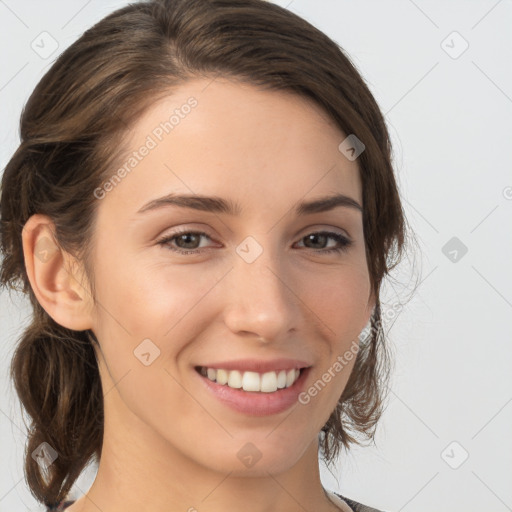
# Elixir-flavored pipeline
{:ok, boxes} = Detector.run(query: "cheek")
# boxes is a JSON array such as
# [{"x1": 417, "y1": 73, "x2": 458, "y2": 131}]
[
  {"x1": 299, "y1": 259, "x2": 371, "y2": 340},
  {"x1": 90, "y1": 257, "x2": 216, "y2": 428},
  {"x1": 92, "y1": 242, "x2": 204, "y2": 330},
  {"x1": 91, "y1": 251, "x2": 226, "y2": 376}
]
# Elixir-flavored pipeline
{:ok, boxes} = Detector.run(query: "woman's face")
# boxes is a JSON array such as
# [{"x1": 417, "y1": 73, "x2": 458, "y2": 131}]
[{"x1": 88, "y1": 77, "x2": 374, "y2": 475}]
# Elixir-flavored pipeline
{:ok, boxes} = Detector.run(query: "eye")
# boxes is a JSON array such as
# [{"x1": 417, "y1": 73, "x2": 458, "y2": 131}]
[
  {"x1": 156, "y1": 230, "x2": 215, "y2": 254},
  {"x1": 294, "y1": 231, "x2": 352, "y2": 254},
  {"x1": 156, "y1": 229, "x2": 352, "y2": 255}
]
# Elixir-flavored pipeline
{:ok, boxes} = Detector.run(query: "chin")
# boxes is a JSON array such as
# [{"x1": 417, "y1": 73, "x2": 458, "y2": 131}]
[{"x1": 195, "y1": 434, "x2": 313, "y2": 476}]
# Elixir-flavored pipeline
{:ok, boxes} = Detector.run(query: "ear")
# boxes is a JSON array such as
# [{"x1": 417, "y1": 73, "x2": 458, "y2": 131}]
[{"x1": 22, "y1": 214, "x2": 95, "y2": 331}]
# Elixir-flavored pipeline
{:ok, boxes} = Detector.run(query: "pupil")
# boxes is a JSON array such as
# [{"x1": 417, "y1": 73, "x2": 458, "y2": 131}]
[
  {"x1": 179, "y1": 234, "x2": 198, "y2": 249},
  {"x1": 306, "y1": 234, "x2": 325, "y2": 248}
]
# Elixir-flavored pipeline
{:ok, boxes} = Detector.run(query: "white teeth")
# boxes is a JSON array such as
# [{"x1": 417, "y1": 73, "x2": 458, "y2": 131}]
[
  {"x1": 260, "y1": 371, "x2": 278, "y2": 393},
  {"x1": 285, "y1": 369, "x2": 296, "y2": 387},
  {"x1": 276, "y1": 370, "x2": 287, "y2": 389},
  {"x1": 199, "y1": 366, "x2": 302, "y2": 392},
  {"x1": 227, "y1": 370, "x2": 243, "y2": 389},
  {"x1": 242, "y1": 371, "x2": 261, "y2": 392},
  {"x1": 216, "y1": 368, "x2": 228, "y2": 385}
]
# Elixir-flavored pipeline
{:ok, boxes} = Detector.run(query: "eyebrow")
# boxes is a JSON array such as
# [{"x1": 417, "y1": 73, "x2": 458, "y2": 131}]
[{"x1": 136, "y1": 192, "x2": 362, "y2": 216}]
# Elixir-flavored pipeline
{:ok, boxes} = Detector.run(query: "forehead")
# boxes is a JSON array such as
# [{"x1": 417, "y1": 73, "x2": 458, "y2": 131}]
[{"x1": 100, "y1": 77, "x2": 362, "y2": 218}]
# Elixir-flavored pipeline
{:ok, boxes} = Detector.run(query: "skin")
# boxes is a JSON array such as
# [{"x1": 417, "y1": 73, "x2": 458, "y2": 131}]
[{"x1": 22, "y1": 77, "x2": 375, "y2": 512}]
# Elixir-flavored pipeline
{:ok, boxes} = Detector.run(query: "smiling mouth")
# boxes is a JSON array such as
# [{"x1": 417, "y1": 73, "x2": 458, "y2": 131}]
[{"x1": 195, "y1": 365, "x2": 304, "y2": 393}]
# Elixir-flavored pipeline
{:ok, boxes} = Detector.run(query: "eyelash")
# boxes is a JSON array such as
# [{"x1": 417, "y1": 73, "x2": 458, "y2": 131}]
[{"x1": 156, "y1": 229, "x2": 353, "y2": 255}]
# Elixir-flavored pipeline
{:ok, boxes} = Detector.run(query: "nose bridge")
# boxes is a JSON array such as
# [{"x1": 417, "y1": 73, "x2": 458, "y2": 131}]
[{"x1": 223, "y1": 237, "x2": 297, "y2": 340}]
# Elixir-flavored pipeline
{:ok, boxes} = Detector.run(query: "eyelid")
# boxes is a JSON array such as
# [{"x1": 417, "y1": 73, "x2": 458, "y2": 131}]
[
  {"x1": 155, "y1": 224, "x2": 216, "y2": 241},
  {"x1": 156, "y1": 224, "x2": 351, "y2": 244},
  {"x1": 156, "y1": 225, "x2": 353, "y2": 256},
  {"x1": 297, "y1": 224, "x2": 351, "y2": 239}
]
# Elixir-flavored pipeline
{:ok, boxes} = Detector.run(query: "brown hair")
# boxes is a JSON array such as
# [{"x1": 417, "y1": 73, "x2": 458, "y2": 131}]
[{"x1": 0, "y1": 0, "x2": 412, "y2": 507}]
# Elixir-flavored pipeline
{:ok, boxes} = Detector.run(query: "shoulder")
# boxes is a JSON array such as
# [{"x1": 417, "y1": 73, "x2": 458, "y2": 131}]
[{"x1": 334, "y1": 492, "x2": 388, "y2": 512}]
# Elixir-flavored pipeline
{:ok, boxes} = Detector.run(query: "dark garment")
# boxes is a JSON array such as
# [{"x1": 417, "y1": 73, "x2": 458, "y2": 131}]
[
  {"x1": 46, "y1": 501, "x2": 74, "y2": 511},
  {"x1": 48, "y1": 493, "x2": 385, "y2": 511},
  {"x1": 335, "y1": 492, "x2": 386, "y2": 511}
]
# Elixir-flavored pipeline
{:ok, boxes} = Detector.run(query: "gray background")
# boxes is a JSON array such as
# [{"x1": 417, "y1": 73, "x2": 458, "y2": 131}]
[{"x1": 1, "y1": 1, "x2": 511, "y2": 511}]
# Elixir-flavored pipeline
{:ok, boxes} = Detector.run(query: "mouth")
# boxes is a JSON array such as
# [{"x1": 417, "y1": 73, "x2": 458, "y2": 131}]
[
  {"x1": 194, "y1": 364, "x2": 311, "y2": 416},
  {"x1": 194, "y1": 365, "x2": 305, "y2": 393}
]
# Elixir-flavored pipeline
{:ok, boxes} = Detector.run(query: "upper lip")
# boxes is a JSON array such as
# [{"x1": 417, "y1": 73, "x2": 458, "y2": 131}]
[{"x1": 196, "y1": 358, "x2": 312, "y2": 373}]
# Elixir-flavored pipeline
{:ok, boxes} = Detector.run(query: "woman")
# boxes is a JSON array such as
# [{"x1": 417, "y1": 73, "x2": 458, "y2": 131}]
[{"x1": 0, "y1": 1, "x2": 410, "y2": 511}]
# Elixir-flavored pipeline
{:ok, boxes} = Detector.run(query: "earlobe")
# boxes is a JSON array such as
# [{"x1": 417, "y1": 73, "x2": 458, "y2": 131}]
[{"x1": 22, "y1": 214, "x2": 95, "y2": 331}]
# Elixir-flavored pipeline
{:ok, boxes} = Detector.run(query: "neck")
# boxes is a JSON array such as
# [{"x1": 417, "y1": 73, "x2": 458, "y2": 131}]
[{"x1": 69, "y1": 384, "x2": 341, "y2": 512}]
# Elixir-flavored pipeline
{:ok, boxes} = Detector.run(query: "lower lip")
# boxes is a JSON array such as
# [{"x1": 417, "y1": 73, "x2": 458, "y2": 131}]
[{"x1": 196, "y1": 367, "x2": 310, "y2": 417}]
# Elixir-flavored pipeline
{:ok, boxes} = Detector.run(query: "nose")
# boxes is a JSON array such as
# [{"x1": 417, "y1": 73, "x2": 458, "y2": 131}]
[{"x1": 222, "y1": 243, "x2": 299, "y2": 343}]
